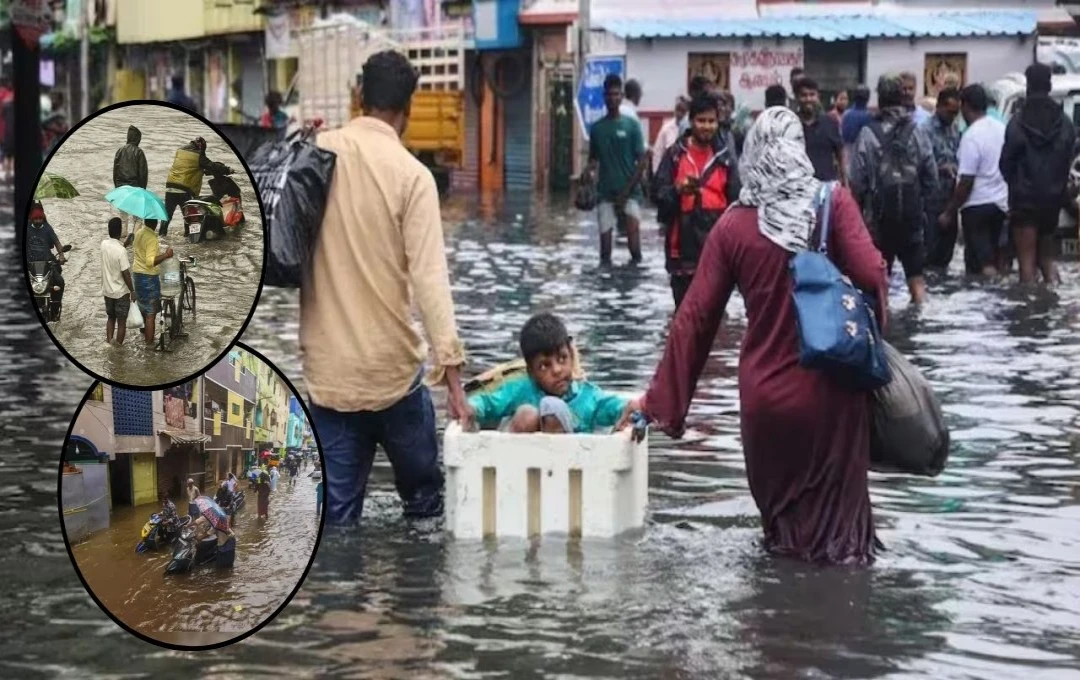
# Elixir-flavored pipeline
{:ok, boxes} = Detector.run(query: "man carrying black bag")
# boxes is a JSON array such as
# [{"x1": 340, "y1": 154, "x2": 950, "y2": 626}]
[{"x1": 301, "y1": 50, "x2": 471, "y2": 526}]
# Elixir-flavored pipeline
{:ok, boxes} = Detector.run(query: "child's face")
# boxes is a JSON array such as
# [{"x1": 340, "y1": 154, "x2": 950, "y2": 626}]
[{"x1": 528, "y1": 344, "x2": 573, "y2": 396}]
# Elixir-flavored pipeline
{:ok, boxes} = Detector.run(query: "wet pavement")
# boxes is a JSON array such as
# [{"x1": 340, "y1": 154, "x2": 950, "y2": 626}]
[
  {"x1": 3, "y1": 185, "x2": 1080, "y2": 678},
  {"x1": 28, "y1": 105, "x2": 263, "y2": 386},
  {"x1": 66, "y1": 472, "x2": 319, "y2": 646}
]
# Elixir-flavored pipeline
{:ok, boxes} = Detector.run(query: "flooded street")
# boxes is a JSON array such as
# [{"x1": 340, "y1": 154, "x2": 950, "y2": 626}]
[
  {"x1": 3, "y1": 188, "x2": 1080, "y2": 678},
  {"x1": 35, "y1": 106, "x2": 263, "y2": 386},
  {"x1": 67, "y1": 473, "x2": 319, "y2": 646}
]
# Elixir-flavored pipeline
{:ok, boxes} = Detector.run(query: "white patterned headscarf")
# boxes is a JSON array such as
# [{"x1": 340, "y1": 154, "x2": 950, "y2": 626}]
[{"x1": 737, "y1": 107, "x2": 821, "y2": 253}]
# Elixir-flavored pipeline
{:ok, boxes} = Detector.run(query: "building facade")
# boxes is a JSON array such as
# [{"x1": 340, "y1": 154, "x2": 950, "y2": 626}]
[{"x1": 202, "y1": 351, "x2": 257, "y2": 489}]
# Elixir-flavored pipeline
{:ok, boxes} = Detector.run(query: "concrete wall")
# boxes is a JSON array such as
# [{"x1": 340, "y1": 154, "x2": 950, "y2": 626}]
[
  {"x1": 865, "y1": 36, "x2": 1036, "y2": 105},
  {"x1": 626, "y1": 37, "x2": 804, "y2": 113},
  {"x1": 72, "y1": 393, "x2": 115, "y2": 457}
]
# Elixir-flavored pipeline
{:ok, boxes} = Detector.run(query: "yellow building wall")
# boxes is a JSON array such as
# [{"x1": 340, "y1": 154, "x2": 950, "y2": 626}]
[
  {"x1": 227, "y1": 391, "x2": 245, "y2": 427},
  {"x1": 132, "y1": 452, "x2": 157, "y2": 506},
  {"x1": 204, "y1": 0, "x2": 265, "y2": 35},
  {"x1": 116, "y1": 0, "x2": 205, "y2": 44},
  {"x1": 113, "y1": 69, "x2": 146, "y2": 103}
]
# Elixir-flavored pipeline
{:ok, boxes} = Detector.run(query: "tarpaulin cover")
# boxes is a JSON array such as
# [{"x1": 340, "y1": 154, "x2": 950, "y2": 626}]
[
  {"x1": 870, "y1": 342, "x2": 950, "y2": 477},
  {"x1": 249, "y1": 129, "x2": 337, "y2": 287}
]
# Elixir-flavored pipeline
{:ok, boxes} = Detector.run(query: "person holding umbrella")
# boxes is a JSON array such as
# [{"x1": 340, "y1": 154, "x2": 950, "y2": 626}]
[
  {"x1": 112, "y1": 126, "x2": 149, "y2": 239},
  {"x1": 191, "y1": 495, "x2": 237, "y2": 569}
]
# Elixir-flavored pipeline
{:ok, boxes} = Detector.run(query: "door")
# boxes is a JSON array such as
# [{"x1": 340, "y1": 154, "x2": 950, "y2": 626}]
[
  {"x1": 131, "y1": 452, "x2": 157, "y2": 507},
  {"x1": 109, "y1": 454, "x2": 133, "y2": 507}
]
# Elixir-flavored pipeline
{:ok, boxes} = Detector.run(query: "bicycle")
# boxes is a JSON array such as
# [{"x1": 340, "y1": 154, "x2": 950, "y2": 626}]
[{"x1": 157, "y1": 256, "x2": 197, "y2": 352}]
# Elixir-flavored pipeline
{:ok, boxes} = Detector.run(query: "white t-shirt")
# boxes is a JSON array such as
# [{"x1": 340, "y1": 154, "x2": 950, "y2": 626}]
[
  {"x1": 100, "y1": 237, "x2": 131, "y2": 299},
  {"x1": 620, "y1": 101, "x2": 649, "y2": 152},
  {"x1": 957, "y1": 116, "x2": 1009, "y2": 212}
]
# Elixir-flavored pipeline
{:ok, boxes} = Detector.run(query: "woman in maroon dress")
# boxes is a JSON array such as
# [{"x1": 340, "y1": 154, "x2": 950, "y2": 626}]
[{"x1": 622, "y1": 108, "x2": 889, "y2": 564}]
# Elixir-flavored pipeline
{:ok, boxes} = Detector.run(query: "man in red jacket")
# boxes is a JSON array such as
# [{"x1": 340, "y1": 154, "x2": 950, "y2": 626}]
[{"x1": 652, "y1": 93, "x2": 742, "y2": 308}]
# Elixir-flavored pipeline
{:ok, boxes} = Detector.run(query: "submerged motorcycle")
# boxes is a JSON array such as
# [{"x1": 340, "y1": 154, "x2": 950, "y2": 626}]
[
  {"x1": 135, "y1": 512, "x2": 191, "y2": 553},
  {"x1": 164, "y1": 525, "x2": 219, "y2": 574},
  {"x1": 181, "y1": 170, "x2": 246, "y2": 244},
  {"x1": 29, "y1": 244, "x2": 72, "y2": 322}
]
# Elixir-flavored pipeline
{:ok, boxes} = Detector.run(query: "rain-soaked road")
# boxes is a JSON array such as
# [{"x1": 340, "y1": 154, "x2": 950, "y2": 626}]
[
  {"x1": 3, "y1": 184, "x2": 1080, "y2": 678},
  {"x1": 31, "y1": 105, "x2": 263, "y2": 386},
  {"x1": 66, "y1": 471, "x2": 319, "y2": 647}
]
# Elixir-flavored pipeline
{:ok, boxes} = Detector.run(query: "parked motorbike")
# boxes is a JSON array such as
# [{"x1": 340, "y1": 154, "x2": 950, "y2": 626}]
[
  {"x1": 164, "y1": 525, "x2": 219, "y2": 575},
  {"x1": 28, "y1": 244, "x2": 72, "y2": 322},
  {"x1": 217, "y1": 488, "x2": 246, "y2": 516},
  {"x1": 135, "y1": 512, "x2": 191, "y2": 553},
  {"x1": 181, "y1": 170, "x2": 245, "y2": 244}
]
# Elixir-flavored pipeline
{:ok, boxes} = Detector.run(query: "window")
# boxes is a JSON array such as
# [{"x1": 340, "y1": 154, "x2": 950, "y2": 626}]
[{"x1": 232, "y1": 403, "x2": 241, "y2": 416}]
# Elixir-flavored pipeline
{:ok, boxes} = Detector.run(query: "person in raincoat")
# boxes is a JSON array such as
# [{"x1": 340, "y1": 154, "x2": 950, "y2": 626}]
[
  {"x1": 269, "y1": 465, "x2": 280, "y2": 492},
  {"x1": 256, "y1": 471, "x2": 271, "y2": 519},
  {"x1": 161, "y1": 136, "x2": 233, "y2": 237},
  {"x1": 112, "y1": 125, "x2": 149, "y2": 239}
]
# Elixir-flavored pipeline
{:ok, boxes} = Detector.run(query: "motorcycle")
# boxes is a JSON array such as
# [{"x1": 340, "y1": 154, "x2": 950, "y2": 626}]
[
  {"x1": 164, "y1": 525, "x2": 220, "y2": 575},
  {"x1": 135, "y1": 512, "x2": 191, "y2": 553},
  {"x1": 28, "y1": 244, "x2": 72, "y2": 323},
  {"x1": 217, "y1": 488, "x2": 246, "y2": 516},
  {"x1": 181, "y1": 170, "x2": 246, "y2": 244}
]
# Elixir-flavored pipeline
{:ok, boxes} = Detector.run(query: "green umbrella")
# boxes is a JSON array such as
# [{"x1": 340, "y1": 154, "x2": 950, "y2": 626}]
[{"x1": 35, "y1": 173, "x2": 80, "y2": 200}]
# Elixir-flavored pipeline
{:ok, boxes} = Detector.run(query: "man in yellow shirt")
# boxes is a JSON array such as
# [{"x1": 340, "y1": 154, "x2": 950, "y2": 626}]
[
  {"x1": 302, "y1": 51, "x2": 469, "y2": 525},
  {"x1": 132, "y1": 218, "x2": 173, "y2": 344}
]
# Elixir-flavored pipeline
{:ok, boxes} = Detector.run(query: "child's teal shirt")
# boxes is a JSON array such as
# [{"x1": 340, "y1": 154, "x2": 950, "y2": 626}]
[{"x1": 468, "y1": 375, "x2": 628, "y2": 433}]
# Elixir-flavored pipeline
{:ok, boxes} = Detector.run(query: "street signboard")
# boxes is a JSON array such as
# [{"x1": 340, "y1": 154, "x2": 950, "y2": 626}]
[{"x1": 575, "y1": 55, "x2": 625, "y2": 139}]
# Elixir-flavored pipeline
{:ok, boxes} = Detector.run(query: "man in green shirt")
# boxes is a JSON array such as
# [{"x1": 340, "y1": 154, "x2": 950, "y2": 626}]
[{"x1": 586, "y1": 74, "x2": 646, "y2": 264}]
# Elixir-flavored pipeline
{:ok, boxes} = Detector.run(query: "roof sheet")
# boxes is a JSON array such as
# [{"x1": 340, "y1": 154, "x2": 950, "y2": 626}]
[{"x1": 599, "y1": 11, "x2": 1038, "y2": 42}]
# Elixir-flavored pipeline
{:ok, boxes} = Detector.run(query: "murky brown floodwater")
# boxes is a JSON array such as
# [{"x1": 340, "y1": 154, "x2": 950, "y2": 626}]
[
  {"x1": 66, "y1": 470, "x2": 319, "y2": 646},
  {"x1": 32, "y1": 105, "x2": 263, "y2": 386},
  {"x1": 3, "y1": 183, "x2": 1080, "y2": 678}
]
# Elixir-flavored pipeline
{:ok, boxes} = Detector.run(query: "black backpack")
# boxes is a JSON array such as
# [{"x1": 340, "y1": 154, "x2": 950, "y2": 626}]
[{"x1": 869, "y1": 120, "x2": 921, "y2": 243}]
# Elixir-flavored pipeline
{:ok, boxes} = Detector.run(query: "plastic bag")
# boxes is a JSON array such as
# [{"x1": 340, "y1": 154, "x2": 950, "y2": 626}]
[
  {"x1": 249, "y1": 128, "x2": 337, "y2": 287},
  {"x1": 127, "y1": 298, "x2": 144, "y2": 329},
  {"x1": 574, "y1": 176, "x2": 597, "y2": 212},
  {"x1": 870, "y1": 342, "x2": 949, "y2": 476}
]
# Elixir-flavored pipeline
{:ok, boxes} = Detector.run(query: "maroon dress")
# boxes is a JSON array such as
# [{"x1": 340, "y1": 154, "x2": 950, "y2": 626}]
[{"x1": 642, "y1": 187, "x2": 888, "y2": 564}]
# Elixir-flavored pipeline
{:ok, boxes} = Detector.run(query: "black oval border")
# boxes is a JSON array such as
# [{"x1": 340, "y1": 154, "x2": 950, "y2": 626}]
[
  {"x1": 21, "y1": 99, "x2": 269, "y2": 393},
  {"x1": 55, "y1": 341, "x2": 326, "y2": 652}
]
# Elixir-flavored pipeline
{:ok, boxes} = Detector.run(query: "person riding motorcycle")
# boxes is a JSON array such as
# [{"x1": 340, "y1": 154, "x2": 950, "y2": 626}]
[
  {"x1": 161, "y1": 136, "x2": 234, "y2": 237},
  {"x1": 26, "y1": 201, "x2": 67, "y2": 304},
  {"x1": 160, "y1": 492, "x2": 178, "y2": 521}
]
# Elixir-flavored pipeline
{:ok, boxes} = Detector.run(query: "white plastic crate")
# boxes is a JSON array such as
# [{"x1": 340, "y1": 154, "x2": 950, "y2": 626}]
[{"x1": 443, "y1": 422, "x2": 648, "y2": 539}]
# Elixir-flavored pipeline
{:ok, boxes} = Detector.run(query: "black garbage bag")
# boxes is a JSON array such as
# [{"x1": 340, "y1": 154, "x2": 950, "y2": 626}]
[
  {"x1": 574, "y1": 176, "x2": 597, "y2": 212},
  {"x1": 870, "y1": 342, "x2": 950, "y2": 476},
  {"x1": 249, "y1": 128, "x2": 337, "y2": 287}
]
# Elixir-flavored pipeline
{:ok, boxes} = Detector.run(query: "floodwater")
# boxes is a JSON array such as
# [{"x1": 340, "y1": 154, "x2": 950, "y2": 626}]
[
  {"x1": 30, "y1": 105, "x2": 263, "y2": 386},
  {"x1": 66, "y1": 472, "x2": 319, "y2": 647},
  {"x1": 3, "y1": 186, "x2": 1080, "y2": 678}
]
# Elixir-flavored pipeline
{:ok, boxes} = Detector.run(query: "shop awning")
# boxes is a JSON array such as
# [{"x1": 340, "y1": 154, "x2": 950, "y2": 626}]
[
  {"x1": 599, "y1": 10, "x2": 1038, "y2": 42},
  {"x1": 160, "y1": 429, "x2": 211, "y2": 445}
]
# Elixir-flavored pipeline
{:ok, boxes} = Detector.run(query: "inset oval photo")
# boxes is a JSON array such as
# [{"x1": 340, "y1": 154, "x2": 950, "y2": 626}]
[
  {"x1": 58, "y1": 346, "x2": 324, "y2": 649},
  {"x1": 25, "y1": 101, "x2": 265, "y2": 388}
]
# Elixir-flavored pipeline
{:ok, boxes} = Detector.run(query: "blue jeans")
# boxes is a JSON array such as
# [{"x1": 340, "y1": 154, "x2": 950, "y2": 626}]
[{"x1": 310, "y1": 380, "x2": 443, "y2": 526}]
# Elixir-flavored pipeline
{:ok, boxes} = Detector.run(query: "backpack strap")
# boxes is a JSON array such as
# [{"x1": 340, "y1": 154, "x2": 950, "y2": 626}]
[{"x1": 814, "y1": 181, "x2": 837, "y2": 254}]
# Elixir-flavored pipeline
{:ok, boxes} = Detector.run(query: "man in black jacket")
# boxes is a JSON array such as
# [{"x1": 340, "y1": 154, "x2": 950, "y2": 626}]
[
  {"x1": 1000, "y1": 62, "x2": 1076, "y2": 285},
  {"x1": 113, "y1": 125, "x2": 149, "y2": 239},
  {"x1": 652, "y1": 94, "x2": 741, "y2": 308}
]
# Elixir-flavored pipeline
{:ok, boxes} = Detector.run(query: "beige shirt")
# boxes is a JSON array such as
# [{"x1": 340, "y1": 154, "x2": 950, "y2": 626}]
[{"x1": 301, "y1": 117, "x2": 465, "y2": 412}]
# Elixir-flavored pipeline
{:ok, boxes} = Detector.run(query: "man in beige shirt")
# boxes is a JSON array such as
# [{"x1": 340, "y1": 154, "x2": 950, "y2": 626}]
[{"x1": 301, "y1": 50, "x2": 468, "y2": 526}]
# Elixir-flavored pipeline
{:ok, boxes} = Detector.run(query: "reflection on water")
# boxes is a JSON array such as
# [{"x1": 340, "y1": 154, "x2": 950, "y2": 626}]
[
  {"x1": 31, "y1": 105, "x2": 263, "y2": 386},
  {"x1": 67, "y1": 474, "x2": 318, "y2": 646},
  {"x1": 2, "y1": 189, "x2": 1080, "y2": 678}
]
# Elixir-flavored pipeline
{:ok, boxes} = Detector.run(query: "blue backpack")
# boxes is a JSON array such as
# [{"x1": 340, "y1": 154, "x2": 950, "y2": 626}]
[{"x1": 790, "y1": 182, "x2": 891, "y2": 390}]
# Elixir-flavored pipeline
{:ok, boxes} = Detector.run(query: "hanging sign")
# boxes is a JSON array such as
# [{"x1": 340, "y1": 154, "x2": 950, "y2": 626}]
[{"x1": 10, "y1": 0, "x2": 52, "y2": 51}]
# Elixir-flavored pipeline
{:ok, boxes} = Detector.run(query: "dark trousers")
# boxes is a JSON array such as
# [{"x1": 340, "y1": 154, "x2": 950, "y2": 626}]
[
  {"x1": 161, "y1": 191, "x2": 193, "y2": 236},
  {"x1": 924, "y1": 203, "x2": 957, "y2": 270},
  {"x1": 960, "y1": 204, "x2": 1006, "y2": 274},
  {"x1": 310, "y1": 381, "x2": 443, "y2": 526},
  {"x1": 671, "y1": 273, "x2": 694, "y2": 309}
]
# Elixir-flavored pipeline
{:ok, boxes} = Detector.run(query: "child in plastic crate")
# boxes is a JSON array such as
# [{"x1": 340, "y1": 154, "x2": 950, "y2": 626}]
[{"x1": 464, "y1": 313, "x2": 628, "y2": 434}]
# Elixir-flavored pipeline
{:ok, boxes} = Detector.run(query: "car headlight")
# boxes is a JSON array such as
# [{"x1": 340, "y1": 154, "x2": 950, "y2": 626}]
[{"x1": 31, "y1": 277, "x2": 47, "y2": 294}]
